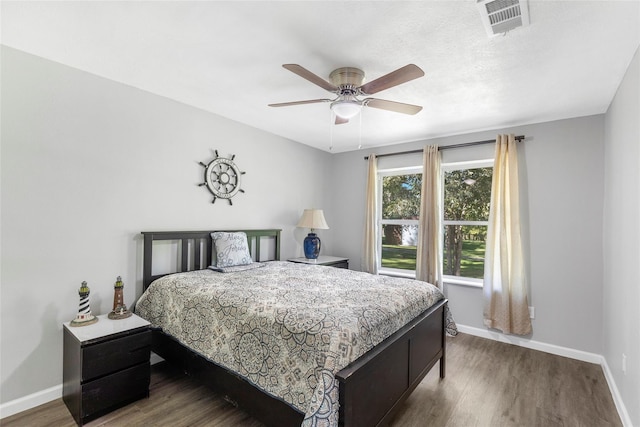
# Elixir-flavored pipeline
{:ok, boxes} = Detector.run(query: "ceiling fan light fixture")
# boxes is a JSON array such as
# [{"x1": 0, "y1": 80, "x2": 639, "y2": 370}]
[{"x1": 330, "y1": 100, "x2": 362, "y2": 119}]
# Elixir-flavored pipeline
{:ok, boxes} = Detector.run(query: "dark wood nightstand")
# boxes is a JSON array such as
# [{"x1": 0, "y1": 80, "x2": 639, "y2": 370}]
[
  {"x1": 288, "y1": 255, "x2": 349, "y2": 269},
  {"x1": 63, "y1": 313, "x2": 151, "y2": 426}
]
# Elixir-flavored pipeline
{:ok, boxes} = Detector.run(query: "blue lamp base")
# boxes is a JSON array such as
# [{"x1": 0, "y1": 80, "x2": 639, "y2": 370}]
[{"x1": 303, "y1": 233, "x2": 321, "y2": 259}]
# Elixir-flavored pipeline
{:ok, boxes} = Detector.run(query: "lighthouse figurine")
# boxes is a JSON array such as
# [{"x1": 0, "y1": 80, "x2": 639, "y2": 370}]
[
  {"x1": 70, "y1": 281, "x2": 98, "y2": 327},
  {"x1": 108, "y1": 276, "x2": 132, "y2": 320}
]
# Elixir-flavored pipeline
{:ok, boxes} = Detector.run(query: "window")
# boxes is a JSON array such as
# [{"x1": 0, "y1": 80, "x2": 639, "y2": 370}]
[
  {"x1": 379, "y1": 167, "x2": 422, "y2": 276},
  {"x1": 442, "y1": 160, "x2": 493, "y2": 285},
  {"x1": 378, "y1": 159, "x2": 493, "y2": 284}
]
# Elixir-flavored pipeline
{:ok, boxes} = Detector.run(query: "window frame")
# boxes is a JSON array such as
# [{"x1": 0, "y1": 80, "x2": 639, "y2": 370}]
[
  {"x1": 377, "y1": 166, "x2": 422, "y2": 278},
  {"x1": 376, "y1": 159, "x2": 494, "y2": 285},
  {"x1": 441, "y1": 159, "x2": 494, "y2": 287}
]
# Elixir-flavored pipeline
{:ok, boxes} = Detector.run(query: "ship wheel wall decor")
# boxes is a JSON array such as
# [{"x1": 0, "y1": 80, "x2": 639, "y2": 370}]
[{"x1": 198, "y1": 150, "x2": 246, "y2": 205}]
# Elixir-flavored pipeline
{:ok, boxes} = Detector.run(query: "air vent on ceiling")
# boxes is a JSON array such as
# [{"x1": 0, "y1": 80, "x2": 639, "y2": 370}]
[{"x1": 477, "y1": 0, "x2": 530, "y2": 37}]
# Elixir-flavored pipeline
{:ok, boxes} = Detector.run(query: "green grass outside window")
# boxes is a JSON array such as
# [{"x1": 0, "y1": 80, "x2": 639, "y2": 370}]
[{"x1": 382, "y1": 240, "x2": 486, "y2": 279}]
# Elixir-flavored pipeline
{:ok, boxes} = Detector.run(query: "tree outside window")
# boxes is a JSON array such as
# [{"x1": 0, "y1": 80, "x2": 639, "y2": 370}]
[
  {"x1": 443, "y1": 166, "x2": 492, "y2": 280},
  {"x1": 379, "y1": 162, "x2": 493, "y2": 281},
  {"x1": 380, "y1": 172, "x2": 421, "y2": 272}
]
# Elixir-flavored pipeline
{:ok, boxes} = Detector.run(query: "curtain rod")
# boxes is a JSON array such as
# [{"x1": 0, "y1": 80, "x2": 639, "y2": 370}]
[{"x1": 363, "y1": 135, "x2": 526, "y2": 160}]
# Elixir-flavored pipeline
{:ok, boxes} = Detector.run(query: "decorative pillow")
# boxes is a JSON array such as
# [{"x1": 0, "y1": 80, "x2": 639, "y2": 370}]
[{"x1": 210, "y1": 232, "x2": 252, "y2": 268}]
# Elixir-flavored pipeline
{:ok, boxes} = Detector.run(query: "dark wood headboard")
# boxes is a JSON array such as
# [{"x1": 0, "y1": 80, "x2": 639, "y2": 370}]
[{"x1": 141, "y1": 229, "x2": 281, "y2": 290}]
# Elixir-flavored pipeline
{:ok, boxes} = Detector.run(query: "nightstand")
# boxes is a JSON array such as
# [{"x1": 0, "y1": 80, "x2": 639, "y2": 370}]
[
  {"x1": 288, "y1": 255, "x2": 349, "y2": 269},
  {"x1": 63, "y1": 313, "x2": 151, "y2": 426}
]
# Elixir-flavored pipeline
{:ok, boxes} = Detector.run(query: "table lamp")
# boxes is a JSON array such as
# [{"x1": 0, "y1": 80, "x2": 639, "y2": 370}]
[{"x1": 296, "y1": 209, "x2": 329, "y2": 259}]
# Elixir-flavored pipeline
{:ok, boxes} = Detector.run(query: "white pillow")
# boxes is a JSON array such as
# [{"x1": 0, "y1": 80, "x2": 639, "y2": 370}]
[{"x1": 210, "y1": 232, "x2": 252, "y2": 268}]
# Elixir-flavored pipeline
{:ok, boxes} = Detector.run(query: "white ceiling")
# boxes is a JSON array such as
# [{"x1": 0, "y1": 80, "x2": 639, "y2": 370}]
[{"x1": 2, "y1": 1, "x2": 639, "y2": 153}]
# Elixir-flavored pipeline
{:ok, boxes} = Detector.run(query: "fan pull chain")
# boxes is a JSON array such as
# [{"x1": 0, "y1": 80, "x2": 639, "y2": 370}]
[
  {"x1": 329, "y1": 110, "x2": 334, "y2": 151},
  {"x1": 358, "y1": 108, "x2": 363, "y2": 149}
]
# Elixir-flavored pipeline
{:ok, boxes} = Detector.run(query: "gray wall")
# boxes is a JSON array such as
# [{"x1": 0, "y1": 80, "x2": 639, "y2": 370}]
[
  {"x1": 329, "y1": 116, "x2": 606, "y2": 355},
  {"x1": 603, "y1": 46, "x2": 640, "y2": 425},
  {"x1": 0, "y1": 46, "x2": 333, "y2": 403}
]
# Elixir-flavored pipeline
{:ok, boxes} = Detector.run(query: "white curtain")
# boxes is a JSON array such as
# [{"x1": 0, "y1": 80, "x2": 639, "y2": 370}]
[
  {"x1": 362, "y1": 154, "x2": 379, "y2": 274},
  {"x1": 416, "y1": 145, "x2": 443, "y2": 289},
  {"x1": 483, "y1": 134, "x2": 532, "y2": 335}
]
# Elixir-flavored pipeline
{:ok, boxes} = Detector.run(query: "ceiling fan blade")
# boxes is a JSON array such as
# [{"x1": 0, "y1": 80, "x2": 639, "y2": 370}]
[
  {"x1": 268, "y1": 99, "x2": 332, "y2": 107},
  {"x1": 365, "y1": 98, "x2": 423, "y2": 115},
  {"x1": 359, "y1": 64, "x2": 425, "y2": 95},
  {"x1": 335, "y1": 116, "x2": 349, "y2": 125},
  {"x1": 282, "y1": 64, "x2": 338, "y2": 92}
]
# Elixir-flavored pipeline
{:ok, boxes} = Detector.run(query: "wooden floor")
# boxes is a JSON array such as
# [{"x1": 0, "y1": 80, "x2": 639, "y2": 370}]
[{"x1": 2, "y1": 333, "x2": 621, "y2": 427}]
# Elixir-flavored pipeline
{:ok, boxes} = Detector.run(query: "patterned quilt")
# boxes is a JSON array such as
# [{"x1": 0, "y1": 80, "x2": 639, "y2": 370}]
[{"x1": 135, "y1": 261, "x2": 457, "y2": 427}]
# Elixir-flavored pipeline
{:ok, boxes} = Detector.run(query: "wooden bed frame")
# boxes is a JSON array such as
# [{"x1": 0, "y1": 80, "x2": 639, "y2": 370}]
[{"x1": 141, "y1": 229, "x2": 447, "y2": 427}]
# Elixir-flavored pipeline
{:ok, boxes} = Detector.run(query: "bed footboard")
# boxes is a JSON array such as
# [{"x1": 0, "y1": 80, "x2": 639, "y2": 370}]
[{"x1": 336, "y1": 299, "x2": 447, "y2": 427}]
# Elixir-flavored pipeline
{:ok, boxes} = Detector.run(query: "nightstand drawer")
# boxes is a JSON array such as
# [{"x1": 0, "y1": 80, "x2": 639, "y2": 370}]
[
  {"x1": 83, "y1": 330, "x2": 150, "y2": 381},
  {"x1": 328, "y1": 260, "x2": 349, "y2": 269},
  {"x1": 288, "y1": 256, "x2": 349, "y2": 269},
  {"x1": 82, "y1": 362, "x2": 150, "y2": 418}
]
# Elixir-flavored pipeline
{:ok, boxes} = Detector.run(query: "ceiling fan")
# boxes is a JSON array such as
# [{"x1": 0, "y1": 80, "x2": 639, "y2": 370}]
[{"x1": 268, "y1": 64, "x2": 425, "y2": 124}]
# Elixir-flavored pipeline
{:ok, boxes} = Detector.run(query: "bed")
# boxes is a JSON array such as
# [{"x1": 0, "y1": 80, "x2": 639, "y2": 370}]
[{"x1": 136, "y1": 229, "x2": 455, "y2": 427}]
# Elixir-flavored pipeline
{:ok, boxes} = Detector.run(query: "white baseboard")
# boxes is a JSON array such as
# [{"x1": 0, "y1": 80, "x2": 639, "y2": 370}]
[
  {"x1": 0, "y1": 384, "x2": 62, "y2": 420},
  {"x1": 456, "y1": 324, "x2": 603, "y2": 363},
  {"x1": 457, "y1": 324, "x2": 632, "y2": 427},
  {"x1": 0, "y1": 354, "x2": 164, "y2": 421},
  {"x1": 600, "y1": 356, "x2": 633, "y2": 427}
]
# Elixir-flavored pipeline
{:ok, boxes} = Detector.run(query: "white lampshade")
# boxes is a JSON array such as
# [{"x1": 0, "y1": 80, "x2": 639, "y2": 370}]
[
  {"x1": 330, "y1": 100, "x2": 362, "y2": 119},
  {"x1": 296, "y1": 209, "x2": 329, "y2": 230}
]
